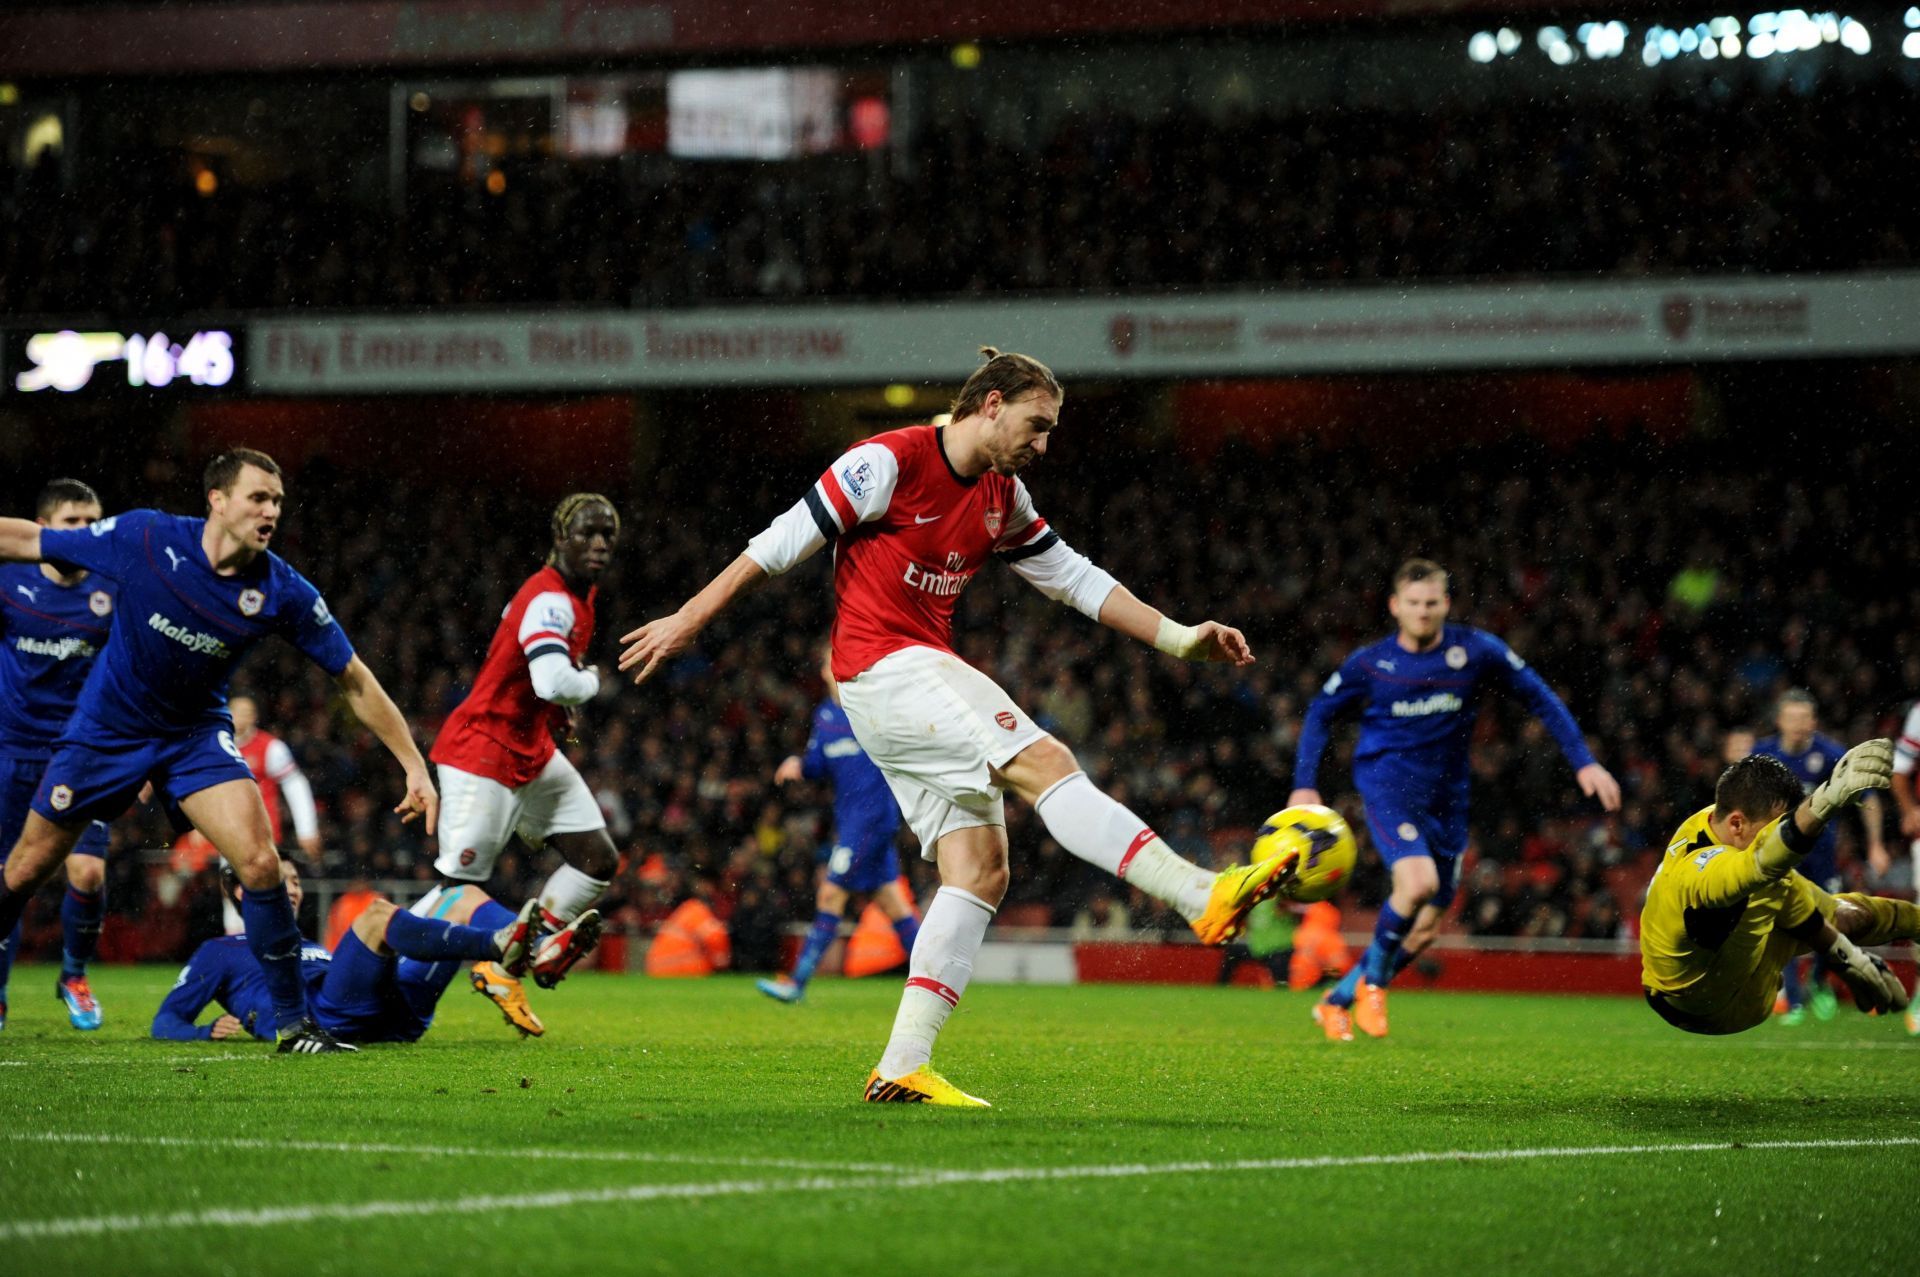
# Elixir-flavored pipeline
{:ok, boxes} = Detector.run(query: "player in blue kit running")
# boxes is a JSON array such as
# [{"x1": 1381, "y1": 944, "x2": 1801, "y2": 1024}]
[
  {"x1": 757, "y1": 646, "x2": 920, "y2": 1003},
  {"x1": 1751, "y1": 689, "x2": 1886, "y2": 1023},
  {"x1": 0, "y1": 479, "x2": 119, "y2": 1032},
  {"x1": 1290, "y1": 559, "x2": 1622, "y2": 1041},
  {"x1": 0, "y1": 448, "x2": 438, "y2": 1054},
  {"x1": 154, "y1": 859, "x2": 533, "y2": 1046}
]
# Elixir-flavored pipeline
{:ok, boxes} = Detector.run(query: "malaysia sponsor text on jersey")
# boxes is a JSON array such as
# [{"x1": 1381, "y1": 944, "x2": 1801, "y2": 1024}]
[
  {"x1": 1390, "y1": 692, "x2": 1465, "y2": 718},
  {"x1": 145, "y1": 611, "x2": 234, "y2": 659}
]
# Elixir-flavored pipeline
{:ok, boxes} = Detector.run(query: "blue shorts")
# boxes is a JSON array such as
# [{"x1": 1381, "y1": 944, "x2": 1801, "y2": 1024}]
[
  {"x1": 1357, "y1": 767, "x2": 1469, "y2": 908},
  {"x1": 824, "y1": 836, "x2": 902, "y2": 894},
  {"x1": 312, "y1": 930, "x2": 432, "y2": 1044},
  {"x1": 31, "y1": 724, "x2": 253, "y2": 830},
  {"x1": 1, "y1": 755, "x2": 109, "y2": 860}
]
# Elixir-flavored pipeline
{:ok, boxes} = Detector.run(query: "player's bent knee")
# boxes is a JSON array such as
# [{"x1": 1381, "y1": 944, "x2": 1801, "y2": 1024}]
[
  {"x1": 1830, "y1": 899, "x2": 1871, "y2": 937},
  {"x1": 818, "y1": 882, "x2": 850, "y2": 914},
  {"x1": 229, "y1": 846, "x2": 284, "y2": 891},
  {"x1": 66, "y1": 856, "x2": 105, "y2": 893},
  {"x1": 353, "y1": 898, "x2": 398, "y2": 945},
  {"x1": 554, "y1": 829, "x2": 619, "y2": 879}
]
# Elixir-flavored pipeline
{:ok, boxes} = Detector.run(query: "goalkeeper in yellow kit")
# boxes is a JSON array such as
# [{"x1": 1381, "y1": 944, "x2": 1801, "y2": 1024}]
[{"x1": 1642, "y1": 739, "x2": 1914, "y2": 1035}]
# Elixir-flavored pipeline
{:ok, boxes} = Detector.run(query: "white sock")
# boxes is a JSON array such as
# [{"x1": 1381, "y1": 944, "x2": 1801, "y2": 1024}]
[
  {"x1": 876, "y1": 886, "x2": 994, "y2": 1078},
  {"x1": 1034, "y1": 772, "x2": 1212, "y2": 921},
  {"x1": 537, "y1": 863, "x2": 609, "y2": 926}
]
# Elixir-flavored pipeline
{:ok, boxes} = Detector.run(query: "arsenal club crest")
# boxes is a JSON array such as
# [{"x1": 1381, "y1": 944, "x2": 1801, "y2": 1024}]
[
  {"x1": 995, "y1": 711, "x2": 1018, "y2": 731},
  {"x1": 984, "y1": 505, "x2": 1004, "y2": 538},
  {"x1": 89, "y1": 590, "x2": 112, "y2": 617},
  {"x1": 237, "y1": 588, "x2": 265, "y2": 617}
]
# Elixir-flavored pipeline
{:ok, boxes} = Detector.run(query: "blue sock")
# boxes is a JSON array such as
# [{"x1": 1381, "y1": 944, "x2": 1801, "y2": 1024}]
[
  {"x1": 789, "y1": 910, "x2": 842, "y2": 989},
  {"x1": 469, "y1": 900, "x2": 517, "y2": 931},
  {"x1": 1783, "y1": 956, "x2": 1806, "y2": 1009},
  {"x1": 61, "y1": 886, "x2": 103, "y2": 980},
  {"x1": 394, "y1": 896, "x2": 521, "y2": 1007},
  {"x1": 1389, "y1": 945, "x2": 1420, "y2": 980},
  {"x1": 382, "y1": 907, "x2": 501, "y2": 962},
  {"x1": 1361, "y1": 903, "x2": 1412, "y2": 987},
  {"x1": 1329, "y1": 904, "x2": 1412, "y2": 1008},
  {"x1": 892, "y1": 913, "x2": 920, "y2": 957},
  {"x1": 1327, "y1": 961, "x2": 1364, "y2": 1008},
  {"x1": 239, "y1": 883, "x2": 310, "y2": 1034}
]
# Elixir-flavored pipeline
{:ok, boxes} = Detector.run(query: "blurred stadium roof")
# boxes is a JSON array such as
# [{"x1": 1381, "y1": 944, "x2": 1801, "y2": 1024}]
[{"x1": 0, "y1": 0, "x2": 1680, "y2": 77}]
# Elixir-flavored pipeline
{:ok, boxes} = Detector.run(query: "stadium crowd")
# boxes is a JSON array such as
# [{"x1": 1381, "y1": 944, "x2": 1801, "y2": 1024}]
[
  {"x1": 4, "y1": 78, "x2": 1916, "y2": 314},
  {"x1": 12, "y1": 412, "x2": 1913, "y2": 966}
]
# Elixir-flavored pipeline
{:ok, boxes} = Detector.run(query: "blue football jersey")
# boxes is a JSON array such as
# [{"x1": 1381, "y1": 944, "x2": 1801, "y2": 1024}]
[
  {"x1": 150, "y1": 934, "x2": 332, "y2": 1041},
  {"x1": 1753, "y1": 732, "x2": 1849, "y2": 861},
  {"x1": 1294, "y1": 623, "x2": 1594, "y2": 788},
  {"x1": 39, "y1": 510, "x2": 354, "y2": 741},
  {"x1": 800, "y1": 700, "x2": 902, "y2": 854},
  {"x1": 0, "y1": 563, "x2": 117, "y2": 761}
]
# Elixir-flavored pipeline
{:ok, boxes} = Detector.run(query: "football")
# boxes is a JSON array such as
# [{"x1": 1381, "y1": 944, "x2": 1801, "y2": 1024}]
[{"x1": 1253, "y1": 804, "x2": 1357, "y2": 903}]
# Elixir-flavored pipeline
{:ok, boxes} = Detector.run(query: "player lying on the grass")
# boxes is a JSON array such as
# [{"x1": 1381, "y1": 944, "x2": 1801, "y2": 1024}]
[
  {"x1": 758, "y1": 643, "x2": 919, "y2": 1005},
  {"x1": 1747, "y1": 689, "x2": 1886, "y2": 1024},
  {"x1": 621, "y1": 347, "x2": 1296, "y2": 1107},
  {"x1": 153, "y1": 859, "x2": 538, "y2": 1047},
  {"x1": 421, "y1": 494, "x2": 622, "y2": 1012},
  {"x1": 1289, "y1": 558, "x2": 1621, "y2": 1043},
  {"x1": 0, "y1": 448, "x2": 437, "y2": 1054},
  {"x1": 1640, "y1": 743, "x2": 1914, "y2": 1035},
  {"x1": 0, "y1": 479, "x2": 118, "y2": 1033}
]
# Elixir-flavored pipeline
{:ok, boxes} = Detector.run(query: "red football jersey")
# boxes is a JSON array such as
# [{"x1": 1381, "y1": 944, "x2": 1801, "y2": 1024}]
[
  {"x1": 431, "y1": 565, "x2": 596, "y2": 787},
  {"x1": 236, "y1": 728, "x2": 291, "y2": 839},
  {"x1": 807, "y1": 426, "x2": 1047, "y2": 682}
]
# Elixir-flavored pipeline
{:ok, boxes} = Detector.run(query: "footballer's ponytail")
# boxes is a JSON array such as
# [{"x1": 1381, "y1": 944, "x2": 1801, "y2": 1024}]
[{"x1": 948, "y1": 347, "x2": 1063, "y2": 421}]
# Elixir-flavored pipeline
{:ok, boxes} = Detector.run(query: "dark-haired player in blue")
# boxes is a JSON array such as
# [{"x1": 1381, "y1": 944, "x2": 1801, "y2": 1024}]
[
  {"x1": 1751, "y1": 688, "x2": 1886, "y2": 1024},
  {"x1": 1290, "y1": 558, "x2": 1621, "y2": 1041},
  {"x1": 0, "y1": 448, "x2": 438, "y2": 1054},
  {"x1": 0, "y1": 479, "x2": 118, "y2": 1032},
  {"x1": 154, "y1": 858, "x2": 532, "y2": 1043},
  {"x1": 757, "y1": 645, "x2": 919, "y2": 1004}
]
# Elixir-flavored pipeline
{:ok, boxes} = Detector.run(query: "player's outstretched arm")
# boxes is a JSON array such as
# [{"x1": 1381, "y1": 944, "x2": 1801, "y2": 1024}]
[
  {"x1": 618, "y1": 553, "x2": 767, "y2": 685},
  {"x1": 334, "y1": 656, "x2": 438, "y2": 835},
  {"x1": 1095, "y1": 584, "x2": 1253, "y2": 666},
  {"x1": 0, "y1": 517, "x2": 44, "y2": 563}
]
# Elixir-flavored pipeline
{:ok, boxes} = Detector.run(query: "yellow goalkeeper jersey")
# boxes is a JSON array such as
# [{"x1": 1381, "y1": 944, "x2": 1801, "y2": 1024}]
[{"x1": 1639, "y1": 806, "x2": 1823, "y2": 1007}]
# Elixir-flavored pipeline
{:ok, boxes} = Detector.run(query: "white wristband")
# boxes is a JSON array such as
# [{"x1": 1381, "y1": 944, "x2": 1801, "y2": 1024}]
[{"x1": 1153, "y1": 616, "x2": 1205, "y2": 660}]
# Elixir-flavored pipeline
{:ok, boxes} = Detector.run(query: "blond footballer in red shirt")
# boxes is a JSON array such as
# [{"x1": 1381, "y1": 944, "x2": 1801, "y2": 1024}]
[{"x1": 621, "y1": 349, "x2": 1299, "y2": 1106}]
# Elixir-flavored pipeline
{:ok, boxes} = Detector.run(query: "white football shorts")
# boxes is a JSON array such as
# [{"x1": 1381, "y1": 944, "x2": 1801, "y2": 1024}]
[
  {"x1": 433, "y1": 751, "x2": 606, "y2": 882},
  {"x1": 837, "y1": 645, "x2": 1048, "y2": 859}
]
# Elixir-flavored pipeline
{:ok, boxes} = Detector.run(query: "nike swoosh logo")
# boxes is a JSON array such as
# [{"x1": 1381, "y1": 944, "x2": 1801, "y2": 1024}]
[{"x1": 914, "y1": 514, "x2": 941, "y2": 524}]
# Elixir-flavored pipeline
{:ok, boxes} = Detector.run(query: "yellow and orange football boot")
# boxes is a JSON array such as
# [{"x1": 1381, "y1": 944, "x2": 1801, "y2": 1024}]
[
  {"x1": 1191, "y1": 848, "x2": 1300, "y2": 945},
  {"x1": 863, "y1": 1067, "x2": 991, "y2": 1108}
]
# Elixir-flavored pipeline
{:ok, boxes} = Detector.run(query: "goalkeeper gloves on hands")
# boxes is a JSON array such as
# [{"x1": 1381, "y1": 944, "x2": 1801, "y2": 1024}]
[{"x1": 1808, "y1": 738, "x2": 1894, "y2": 824}]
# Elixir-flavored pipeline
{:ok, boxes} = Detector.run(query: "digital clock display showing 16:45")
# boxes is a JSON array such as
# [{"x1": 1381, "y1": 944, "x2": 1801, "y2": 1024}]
[{"x1": 13, "y1": 329, "x2": 237, "y2": 393}]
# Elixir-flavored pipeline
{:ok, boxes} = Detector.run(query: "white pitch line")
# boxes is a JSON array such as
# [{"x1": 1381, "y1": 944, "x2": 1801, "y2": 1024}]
[
  {"x1": 1, "y1": 1131, "x2": 910, "y2": 1175},
  {"x1": 2, "y1": 1135, "x2": 1915, "y2": 1242},
  {"x1": 0, "y1": 1053, "x2": 268, "y2": 1067}
]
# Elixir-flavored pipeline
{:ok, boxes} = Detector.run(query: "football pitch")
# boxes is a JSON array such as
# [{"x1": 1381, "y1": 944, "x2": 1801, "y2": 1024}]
[{"x1": 1, "y1": 966, "x2": 1915, "y2": 1277}]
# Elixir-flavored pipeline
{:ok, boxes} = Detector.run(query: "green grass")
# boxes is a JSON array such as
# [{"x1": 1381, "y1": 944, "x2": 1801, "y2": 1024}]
[{"x1": 2, "y1": 964, "x2": 1916, "y2": 1276}]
